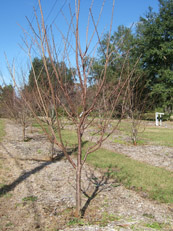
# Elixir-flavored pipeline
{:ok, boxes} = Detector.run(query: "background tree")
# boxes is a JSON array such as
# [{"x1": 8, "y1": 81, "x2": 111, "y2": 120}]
[
  {"x1": 91, "y1": 25, "x2": 138, "y2": 84},
  {"x1": 135, "y1": 0, "x2": 173, "y2": 111},
  {"x1": 0, "y1": 85, "x2": 16, "y2": 118},
  {"x1": 0, "y1": 83, "x2": 31, "y2": 141},
  {"x1": 28, "y1": 57, "x2": 75, "y2": 92}
]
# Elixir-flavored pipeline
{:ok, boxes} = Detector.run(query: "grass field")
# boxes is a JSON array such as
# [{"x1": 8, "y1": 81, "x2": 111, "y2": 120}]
[
  {"x1": 87, "y1": 149, "x2": 173, "y2": 203},
  {"x1": 114, "y1": 120, "x2": 173, "y2": 146},
  {"x1": 141, "y1": 127, "x2": 173, "y2": 146},
  {"x1": 33, "y1": 120, "x2": 173, "y2": 204}
]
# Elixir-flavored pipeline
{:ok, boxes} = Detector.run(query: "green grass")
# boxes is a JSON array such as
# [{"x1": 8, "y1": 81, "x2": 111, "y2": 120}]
[
  {"x1": 98, "y1": 212, "x2": 119, "y2": 227},
  {"x1": 59, "y1": 130, "x2": 77, "y2": 147},
  {"x1": 5, "y1": 222, "x2": 13, "y2": 227},
  {"x1": 141, "y1": 127, "x2": 173, "y2": 146},
  {"x1": 67, "y1": 217, "x2": 86, "y2": 227},
  {"x1": 87, "y1": 149, "x2": 173, "y2": 203},
  {"x1": 117, "y1": 120, "x2": 132, "y2": 133},
  {"x1": 3, "y1": 193, "x2": 13, "y2": 198},
  {"x1": 0, "y1": 119, "x2": 5, "y2": 141},
  {"x1": 114, "y1": 137, "x2": 127, "y2": 145},
  {"x1": 33, "y1": 119, "x2": 173, "y2": 146},
  {"x1": 62, "y1": 129, "x2": 173, "y2": 204},
  {"x1": 32, "y1": 122, "x2": 50, "y2": 133},
  {"x1": 145, "y1": 222, "x2": 164, "y2": 230},
  {"x1": 54, "y1": 127, "x2": 173, "y2": 203},
  {"x1": 32, "y1": 122, "x2": 78, "y2": 148},
  {"x1": 22, "y1": 196, "x2": 38, "y2": 202},
  {"x1": 113, "y1": 120, "x2": 173, "y2": 146}
]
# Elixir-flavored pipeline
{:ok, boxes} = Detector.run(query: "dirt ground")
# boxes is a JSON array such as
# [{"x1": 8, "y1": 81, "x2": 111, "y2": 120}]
[{"x1": 0, "y1": 119, "x2": 173, "y2": 231}]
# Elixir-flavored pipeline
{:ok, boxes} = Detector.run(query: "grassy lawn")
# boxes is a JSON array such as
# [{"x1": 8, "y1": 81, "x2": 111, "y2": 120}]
[
  {"x1": 81, "y1": 138, "x2": 173, "y2": 203},
  {"x1": 0, "y1": 119, "x2": 5, "y2": 141},
  {"x1": 33, "y1": 120, "x2": 173, "y2": 204},
  {"x1": 140, "y1": 127, "x2": 173, "y2": 146},
  {"x1": 33, "y1": 122, "x2": 78, "y2": 147},
  {"x1": 114, "y1": 120, "x2": 173, "y2": 146},
  {"x1": 87, "y1": 149, "x2": 173, "y2": 203}
]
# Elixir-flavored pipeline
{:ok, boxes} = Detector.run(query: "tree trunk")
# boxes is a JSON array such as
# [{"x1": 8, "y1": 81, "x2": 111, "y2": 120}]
[
  {"x1": 49, "y1": 135, "x2": 55, "y2": 160},
  {"x1": 30, "y1": 123, "x2": 33, "y2": 133},
  {"x1": 51, "y1": 141, "x2": 55, "y2": 160},
  {"x1": 75, "y1": 128, "x2": 82, "y2": 217},
  {"x1": 23, "y1": 124, "x2": 26, "y2": 141},
  {"x1": 133, "y1": 139, "x2": 137, "y2": 146},
  {"x1": 76, "y1": 164, "x2": 82, "y2": 217}
]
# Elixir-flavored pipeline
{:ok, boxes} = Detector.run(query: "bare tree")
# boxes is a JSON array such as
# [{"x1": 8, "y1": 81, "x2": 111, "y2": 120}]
[
  {"x1": 9, "y1": 0, "x2": 140, "y2": 217},
  {"x1": 4, "y1": 61, "x2": 33, "y2": 141},
  {"x1": 127, "y1": 76, "x2": 151, "y2": 145}
]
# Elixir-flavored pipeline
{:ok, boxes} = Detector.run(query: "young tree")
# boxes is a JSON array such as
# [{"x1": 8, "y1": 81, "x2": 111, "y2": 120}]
[
  {"x1": 0, "y1": 84, "x2": 32, "y2": 141},
  {"x1": 12, "y1": 0, "x2": 139, "y2": 217},
  {"x1": 127, "y1": 77, "x2": 150, "y2": 145}
]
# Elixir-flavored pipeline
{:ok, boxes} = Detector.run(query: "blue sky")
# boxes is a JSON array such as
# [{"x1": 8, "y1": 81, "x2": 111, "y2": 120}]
[{"x1": 0, "y1": 0, "x2": 159, "y2": 85}]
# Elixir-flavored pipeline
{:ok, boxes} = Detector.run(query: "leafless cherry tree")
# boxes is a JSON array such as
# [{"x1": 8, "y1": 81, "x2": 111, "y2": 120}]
[
  {"x1": 4, "y1": 61, "x2": 33, "y2": 141},
  {"x1": 127, "y1": 75, "x2": 150, "y2": 145},
  {"x1": 9, "y1": 0, "x2": 140, "y2": 217}
]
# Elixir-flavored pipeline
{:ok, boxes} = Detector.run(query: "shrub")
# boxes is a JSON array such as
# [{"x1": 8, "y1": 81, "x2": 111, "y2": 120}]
[
  {"x1": 169, "y1": 115, "x2": 173, "y2": 121},
  {"x1": 162, "y1": 113, "x2": 170, "y2": 121},
  {"x1": 141, "y1": 112, "x2": 155, "y2": 121}
]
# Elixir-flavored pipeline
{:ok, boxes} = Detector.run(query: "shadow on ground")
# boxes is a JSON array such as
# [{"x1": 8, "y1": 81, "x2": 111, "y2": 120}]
[
  {"x1": 0, "y1": 142, "x2": 69, "y2": 197},
  {"x1": 81, "y1": 167, "x2": 116, "y2": 217}
]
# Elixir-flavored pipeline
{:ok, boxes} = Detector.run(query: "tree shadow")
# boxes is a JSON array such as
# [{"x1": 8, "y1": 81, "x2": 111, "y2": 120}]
[
  {"x1": 0, "y1": 143, "x2": 67, "y2": 197},
  {"x1": 0, "y1": 133, "x2": 83, "y2": 229},
  {"x1": 0, "y1": 159, "x2": 51, "y2": 197},
  {"x1": 0, "y1": 137, "x2": 86, "y2": 197},
  {"x1": 81, "y1": 167, "x2": 117, "y2": 217},
  {"x1": 0, "y1": 142, "x2": 57, "y2": 229}
]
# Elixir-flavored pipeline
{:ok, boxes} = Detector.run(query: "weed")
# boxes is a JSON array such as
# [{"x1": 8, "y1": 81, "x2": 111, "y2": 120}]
[
  {"x1": 67, "y1": 217, "x2": 86, "y2": 226},
  {"x1": 0, "y1": 183, "x2": 6, "y2": 188},
  {"x1": 3, "y1": 193, "x2": 13, "y2": 198},
  {"x1": 37, "y1": 149, "x2": 42, "y2": 154},
  {"x1": 61, "y1": 207, "x2": 74, "y2": 215},
  {"x1": 24, "y1": 137, "x2": 32, "y2": 142},
  {"x1": 114, "y1": 138, "x2": 127, "y2": 145},
  {"x1": 15, "y1": 202, "x2": 23, "y2": 208},
  {"x1": 22, "y1": 196, "x2": 38, "y2": 202},
  {"x1": 5, "y1": 222, "x2": 13, "y2": 227},
  {"x1": 143, "y1": 213, "x2": 155, "y2": 219},
  {"x1": 99, "y1": 212, "x2": 118, "y2": 227},
  {"x1": 145, "y1": 222, "x2": 164, "y2": 230}
]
